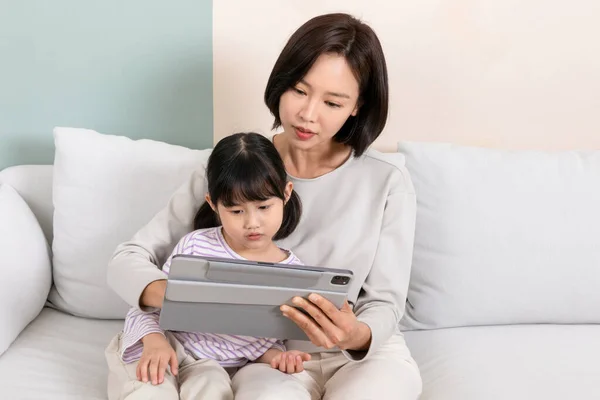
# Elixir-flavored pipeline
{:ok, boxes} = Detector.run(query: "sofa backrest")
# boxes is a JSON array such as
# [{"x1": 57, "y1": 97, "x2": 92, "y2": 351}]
[
  {"x1": 0, "y1": 165, "x2": 53, "y2": 245},
  {"x1": 399, "y1": 141, "x2": 600, "y2": 330}
]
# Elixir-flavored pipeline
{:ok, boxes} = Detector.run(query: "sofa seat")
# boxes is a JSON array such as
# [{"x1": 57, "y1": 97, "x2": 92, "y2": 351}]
[
  {"x1": 0, "y1": 307, "x2": 122, "y2": 399},
  {"x1": 404, "y1": 324, "x2": 600, "y2": 400}
]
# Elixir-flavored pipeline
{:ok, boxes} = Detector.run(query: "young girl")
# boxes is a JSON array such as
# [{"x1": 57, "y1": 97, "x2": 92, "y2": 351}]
[{"x1": 107, "y1": 132, "x2": 310, "y2": 400}]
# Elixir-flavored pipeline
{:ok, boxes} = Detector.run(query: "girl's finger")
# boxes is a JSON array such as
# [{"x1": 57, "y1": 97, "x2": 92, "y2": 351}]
[
  {"x1": 296, "y1": 355, "x2": 304, "y2": 372},
  {"x1": 139, "y1": 358, "x2": 149, "y2": 383},
  {"x1": 286, "y1": 354, "x2": 295, "y2": 374},
  {"x1": 149, "y1": 358, "x2": 159, "y2": 385},
  {"x1": 158, "y1": 357, "x2": 168, "y2": 384},
  {"x1": 169, "y1": 352, "x2": 179, "y2": 376},
  {"x1": 136, "y1": 363, "x2": 141, "y2": 381},
  {"x1": 278, "y1": 356, "x2": 287, "y2": 373}
]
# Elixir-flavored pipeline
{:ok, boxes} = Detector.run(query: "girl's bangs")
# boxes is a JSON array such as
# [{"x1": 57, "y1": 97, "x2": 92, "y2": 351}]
[{"x1": 218, "y1": 160, "x2": 283, "y2": 207}]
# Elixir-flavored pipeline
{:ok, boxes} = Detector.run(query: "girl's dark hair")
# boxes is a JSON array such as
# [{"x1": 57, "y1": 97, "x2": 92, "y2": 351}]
[
  {"x1": 194, "y1": 132, "x2": 302, "y2": 240},
  {"x1": 264, "y1": 13, "x2": 389, "y2": 157}
]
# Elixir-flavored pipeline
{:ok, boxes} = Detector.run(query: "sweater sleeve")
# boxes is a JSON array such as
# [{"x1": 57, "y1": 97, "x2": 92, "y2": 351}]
[
  {"x1": 107, "y1": 166, "x2": 208, "y2": 310},
  {"x1": 344, "y1": 165, "x2": 417, "y2": 361}
]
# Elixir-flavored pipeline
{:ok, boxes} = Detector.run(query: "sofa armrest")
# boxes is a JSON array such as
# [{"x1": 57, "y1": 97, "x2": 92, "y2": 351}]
[{"x1": 0, "y1": 184, "x2": 52, "y2": 356}]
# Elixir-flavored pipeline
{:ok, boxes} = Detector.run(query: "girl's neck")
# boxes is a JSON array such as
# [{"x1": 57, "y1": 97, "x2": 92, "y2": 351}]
[
  {"x1": 221, "y1": 228, "x2": 288, "y2": 263},
  {"x1": 273, "y1": 133, "x2": 352, "y2": 179}
]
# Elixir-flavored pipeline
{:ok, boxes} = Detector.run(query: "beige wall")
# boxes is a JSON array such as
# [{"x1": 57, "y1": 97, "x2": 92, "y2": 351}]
[{"x1": 214, "y1": 0, "x2": 600, "y2": 151}]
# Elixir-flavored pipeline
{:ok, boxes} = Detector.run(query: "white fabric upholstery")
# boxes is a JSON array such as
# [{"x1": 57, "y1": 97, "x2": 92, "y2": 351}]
[
  {"x1": 0, "y1": 184, "x2": 52, "y2": 356},
  {"x1": 0, "y1": 307, "x2": 122, "y2": 400},
  {"x1": 398, "y1": 141, "x2": 600, "y2": 330},
  {"x1": 50, "y1": 127, "x2": 212, "y2": 319},
  {"x1": 404, "y1": 324, "x2": 600, "y2": 400},
  {"x1": 0, "y1": 165, "x2": 54, "y2": 244}
]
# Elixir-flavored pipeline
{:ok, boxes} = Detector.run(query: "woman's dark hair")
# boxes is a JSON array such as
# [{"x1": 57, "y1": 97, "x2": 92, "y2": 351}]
[
  {"x1": 264, "y1": 13, "x2": 389, "y2": 157},
  {"x1": 194, "y1": 132, "x2": 302, "y2": 240}
]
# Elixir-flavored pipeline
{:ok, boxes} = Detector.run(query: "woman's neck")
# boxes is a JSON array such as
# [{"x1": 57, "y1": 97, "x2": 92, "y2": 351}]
[{"x1": 273, "y1": 134, "x2": 352, "y2": 179}]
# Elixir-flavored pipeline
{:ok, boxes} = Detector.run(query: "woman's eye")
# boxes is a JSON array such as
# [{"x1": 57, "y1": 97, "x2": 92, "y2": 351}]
[
  {"x1": 293, "y1": 87, "x2": 306, "y2": 96},
  {"x1": 325, "y1": 101, "x2": 341, "y2": 108}
]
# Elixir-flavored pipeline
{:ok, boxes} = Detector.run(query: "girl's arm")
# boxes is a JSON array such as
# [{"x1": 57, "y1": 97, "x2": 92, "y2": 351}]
[
  {"x1": 107, "y1": 166, "x2": 208, "y2": 310},
  {"x1": 119, "y1": 233, "x2": 194, "y2": 361}
]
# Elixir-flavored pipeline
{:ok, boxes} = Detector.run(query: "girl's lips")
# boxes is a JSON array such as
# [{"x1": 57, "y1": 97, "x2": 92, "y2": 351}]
[{"x1": 246, "y1": 233, "x2": 263, "y2": 241}]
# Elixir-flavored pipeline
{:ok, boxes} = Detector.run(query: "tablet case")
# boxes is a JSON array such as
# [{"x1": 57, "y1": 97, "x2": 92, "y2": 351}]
[{"x1": 159, "y1": 255, "x2": 353, "y2": 340}]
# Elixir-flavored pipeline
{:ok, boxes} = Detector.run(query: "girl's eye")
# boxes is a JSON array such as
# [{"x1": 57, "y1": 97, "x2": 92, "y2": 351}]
[
  {"x1": 259, "y1": 205, "x2": 271, "y2": 210},
  {"x1": 293, "y1": 87, "x2": 307, "y2": 96},
  {"x1": 325, "y1": 101, "x2": 341, "y2": 108},
  {"x1": 229, "y1": 210, "x2": 243, "y2": 215}
]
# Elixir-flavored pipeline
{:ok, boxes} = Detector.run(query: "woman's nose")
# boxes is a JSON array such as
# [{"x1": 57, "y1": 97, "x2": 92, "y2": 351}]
[{"x1": 299, "y1": 99, "x2": 317, "y2": 123}]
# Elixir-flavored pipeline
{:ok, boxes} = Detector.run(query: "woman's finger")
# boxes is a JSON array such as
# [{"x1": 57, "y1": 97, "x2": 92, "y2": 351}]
[
  {"x1": 289, "y1": 298, "x2": 343, "y2": 346},
  {"x1": 282, "y1": 306, "x2": 333, "y2": 348},
  {"x1": 307, "y1": 294, "x2": 347, "y2": 325}
]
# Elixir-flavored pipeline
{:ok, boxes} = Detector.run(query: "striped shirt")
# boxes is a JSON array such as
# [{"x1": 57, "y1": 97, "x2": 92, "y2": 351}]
[{"x1": 119, "y1": 226, "x2": 303, "y2": 367}]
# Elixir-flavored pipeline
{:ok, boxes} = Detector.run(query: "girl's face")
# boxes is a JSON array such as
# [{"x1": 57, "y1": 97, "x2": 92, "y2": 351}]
[
  {"x1": 278, "y1": 53, "x2": 360, "y2": 152},
  {"x1": 206, "y1": 182, "x2": 293, "y2": 254}
]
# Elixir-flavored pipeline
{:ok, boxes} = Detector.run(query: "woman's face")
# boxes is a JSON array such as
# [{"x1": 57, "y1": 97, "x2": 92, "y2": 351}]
[{"x1": 278, "y1": 53, "x2": 360, "y2": 151}]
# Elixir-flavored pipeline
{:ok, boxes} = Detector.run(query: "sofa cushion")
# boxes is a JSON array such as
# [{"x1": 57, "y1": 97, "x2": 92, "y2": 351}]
[
  {"x1": 404, "y1": 324, "x2": 600, "y2": 400},
  {"x1": 0, "y1": 165, "x2": 54, "y2": 244},
  {"x1": 0, "y1": 307, "x2": 122, "y2": 399},
  {"x1": 0, "y1": 184, "x2": 52, "y2": 356},
  {"x1": 398, "y1": 141, "x2": 600, "y2": 329},
  {"x1": 50, "y1": 127, "x2": 212, "y2": 319}
]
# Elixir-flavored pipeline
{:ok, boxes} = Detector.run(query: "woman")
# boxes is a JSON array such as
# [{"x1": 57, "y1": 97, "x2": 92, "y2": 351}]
[{"x1": 107, "y1": 12, "x2": 422, "y2": 400}]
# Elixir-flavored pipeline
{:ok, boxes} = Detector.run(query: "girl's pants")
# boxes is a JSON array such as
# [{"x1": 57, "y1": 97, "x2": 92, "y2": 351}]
[{"x1": 105, "y1": 332, "x2": 422, "y2": 400}]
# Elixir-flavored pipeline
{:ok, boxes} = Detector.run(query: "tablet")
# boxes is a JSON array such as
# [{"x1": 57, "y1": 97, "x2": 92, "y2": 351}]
[{"x1": 158, "y1": 255, "x2": 353, "y2": 340}]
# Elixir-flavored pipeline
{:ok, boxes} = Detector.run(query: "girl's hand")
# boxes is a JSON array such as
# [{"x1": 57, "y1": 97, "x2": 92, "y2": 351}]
[
  {"x1": 137, "y1": 333, "x2": 178, "y2": 385},
  {"x1": 140, "y1": 280, "x2": 167, "y2": 309},
  {"x1": 281, "y1": 295, "x2": 372, "y2": 351},
  {"x1": 268, "y1": 350, "x2": 312, "y2": 374}
]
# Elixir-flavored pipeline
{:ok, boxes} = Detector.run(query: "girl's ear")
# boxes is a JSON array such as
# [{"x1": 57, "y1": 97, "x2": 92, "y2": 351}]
[
  {"x1": 283, "y1": 181, "x2": 294, "y2": 204},
  {"x1": 205, "y1": 194, "x2": 217, "y2": 213}
]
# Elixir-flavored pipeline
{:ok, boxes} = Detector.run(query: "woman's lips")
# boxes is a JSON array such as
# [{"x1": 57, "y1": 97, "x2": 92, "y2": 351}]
[{"x1": 294, "y1": 126, "x2": 316, "y2": 140}]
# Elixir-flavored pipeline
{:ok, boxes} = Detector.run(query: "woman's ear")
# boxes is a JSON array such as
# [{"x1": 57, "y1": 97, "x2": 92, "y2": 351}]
[
  {"x1": 283, "y1": 181, "x2": 294, "y2": 204},
  {"x1": 205, "y1": 194, "x2": 217, "y2": 213}
]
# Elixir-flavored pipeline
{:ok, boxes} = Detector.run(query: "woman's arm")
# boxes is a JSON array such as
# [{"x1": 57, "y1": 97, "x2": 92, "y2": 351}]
[
  {"x1": 349, "y1": 164, "x2": 417, "y2": 359},
  {"x1": 281, "y1": 163, "x2": 417, "y2": 361},
  {"x1": 106, "y1": 167, "x2": 208, "y2": 309}
]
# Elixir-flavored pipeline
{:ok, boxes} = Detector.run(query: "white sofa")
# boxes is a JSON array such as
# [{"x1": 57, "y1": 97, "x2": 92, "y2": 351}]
[{"x1": 1, "y1": 128, "x2": 599, "y2": 399}]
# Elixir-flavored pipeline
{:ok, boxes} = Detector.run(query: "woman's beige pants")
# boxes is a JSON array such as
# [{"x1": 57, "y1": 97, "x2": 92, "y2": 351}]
[{"x1": 106, "y1": 332, "x2": 422, "y2": 400}]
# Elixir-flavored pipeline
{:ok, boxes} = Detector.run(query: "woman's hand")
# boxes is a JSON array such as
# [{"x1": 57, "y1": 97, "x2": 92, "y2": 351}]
[
  {"x1": 137, "y1": 333, "x2": 178, "y2": 385},
  {"x1": 280, "y1": 294, "x2": 372, "y2": 351},
  {"x1": 258, "y1": 349, "x2": 312, "y2": 374}
]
